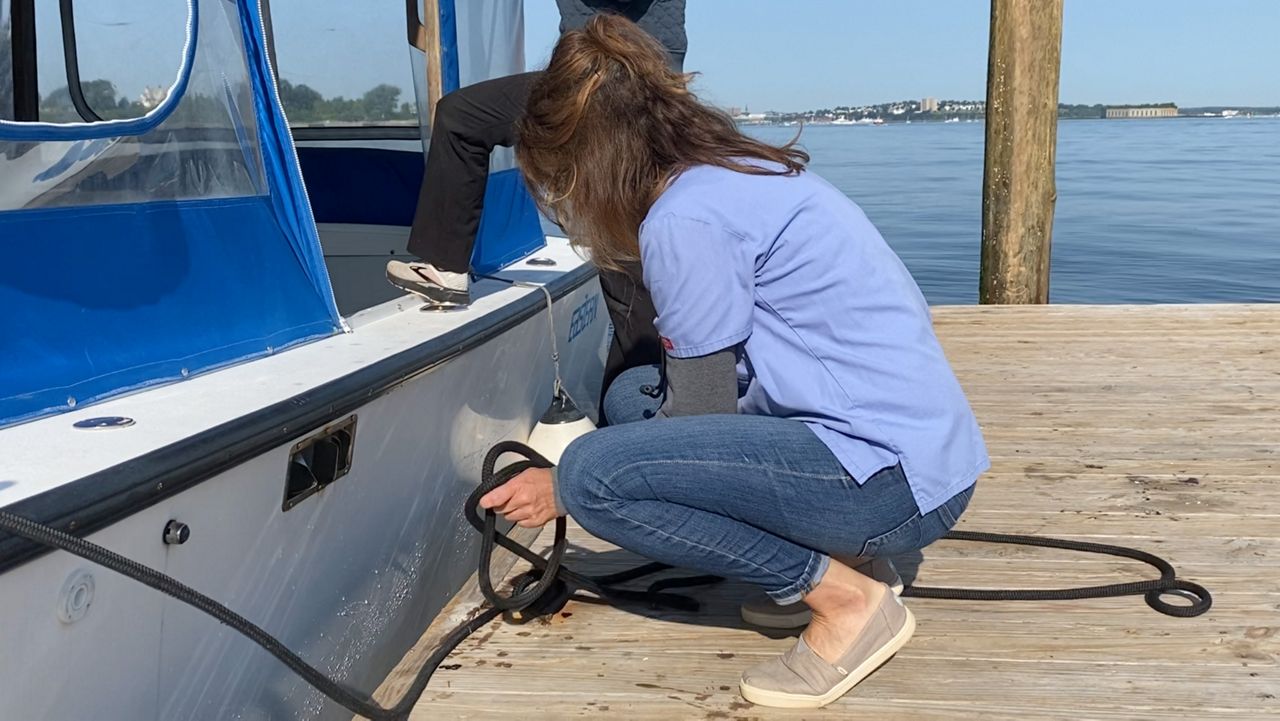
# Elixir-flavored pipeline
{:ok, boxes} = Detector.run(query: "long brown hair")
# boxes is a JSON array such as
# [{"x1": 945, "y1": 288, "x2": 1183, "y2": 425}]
[{"x1": 516, "y1": 14, "x2": 808, "y2": 271}]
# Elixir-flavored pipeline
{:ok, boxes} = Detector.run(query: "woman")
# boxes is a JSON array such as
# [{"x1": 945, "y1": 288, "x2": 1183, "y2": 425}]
[{"x1": 479, "y1": 15, "x2": 988, "y2": 709}]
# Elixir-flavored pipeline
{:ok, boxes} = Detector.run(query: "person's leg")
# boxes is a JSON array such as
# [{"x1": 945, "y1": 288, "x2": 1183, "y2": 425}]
[
  {"x1": 601, "y1": 364, "x2": 662, "y2": 425},
  {"x1": 389, "y1": 72, "x2": 541, "y2": 305},
  {"x1": 407, "y1": 72, "x2": 541, "y2": 269},
  {"x1": 598, "y1": 263, "x2": 662, "y2": 406},
  {"x1": 557, "y1": 414, "x2": 971, "y2": 707},
  {"x1": 557, "y1": 414, "x2": 932, "y2": 604},
  {"x1": 602, "y1": 364, "x2": 907, "y2": 622}
]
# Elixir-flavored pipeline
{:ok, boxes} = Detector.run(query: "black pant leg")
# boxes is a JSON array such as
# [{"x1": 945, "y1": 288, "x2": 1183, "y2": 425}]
[
  {"x1": 599, "y1": 263, "x2": 662, "y2": 402},
  {"x1": 406, "y1": 72, "x2": 542, "y2": 272},
  {"x1": 402, "y1": 71, "x2": 662, "y2": 408}
]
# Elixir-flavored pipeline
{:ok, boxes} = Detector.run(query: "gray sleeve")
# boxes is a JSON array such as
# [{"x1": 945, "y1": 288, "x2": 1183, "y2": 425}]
[{"x1": 658, "y1": 346, "x2": 739, "y2": 418}]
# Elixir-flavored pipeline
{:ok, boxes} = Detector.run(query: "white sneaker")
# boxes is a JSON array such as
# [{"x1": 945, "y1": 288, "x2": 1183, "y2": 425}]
[
  {"x1": 386, "y1": 260, "x2": 470, "y2": 306},
  {"x1": 740, "y1": 558, "x2": 904, "y2": 630}
]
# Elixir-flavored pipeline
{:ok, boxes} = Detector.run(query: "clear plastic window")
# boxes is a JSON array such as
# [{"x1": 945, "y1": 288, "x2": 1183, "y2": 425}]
[
  {"x1": 0, "y1": 0, "x2": 188, "y2": 125},
  {"x1": 269, "y1": 0, "x2": 421, "y2": 130},
  {"x1": 0, "y1": 0, "x2": 268, "y2": 210}
]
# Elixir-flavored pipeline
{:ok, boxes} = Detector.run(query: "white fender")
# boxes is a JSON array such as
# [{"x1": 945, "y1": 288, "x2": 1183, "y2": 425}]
[{"x1": 526, "y1": 391, "x2": 597, "y2": 465}]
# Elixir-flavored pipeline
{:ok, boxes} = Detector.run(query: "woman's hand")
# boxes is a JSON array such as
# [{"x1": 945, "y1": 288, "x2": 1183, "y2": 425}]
[{"x1": 478, "y1": 467, "x2": 561, "y2": 528}]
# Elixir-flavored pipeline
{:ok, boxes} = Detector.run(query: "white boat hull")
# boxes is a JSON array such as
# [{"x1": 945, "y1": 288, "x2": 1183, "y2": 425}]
[{"x1": 0, "y1": 243, "x2": 607, "y2": 720}]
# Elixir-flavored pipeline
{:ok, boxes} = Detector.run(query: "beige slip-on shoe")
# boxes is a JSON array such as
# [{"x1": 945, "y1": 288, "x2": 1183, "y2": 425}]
[{"x1": 739, "y1": 585, "x2": 915, "y2": 708}]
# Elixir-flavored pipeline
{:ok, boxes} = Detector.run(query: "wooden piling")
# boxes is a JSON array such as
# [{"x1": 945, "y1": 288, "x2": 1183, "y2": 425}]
[{"x1": 979, "y1": 0, "x2": 1064, "y2": 304}]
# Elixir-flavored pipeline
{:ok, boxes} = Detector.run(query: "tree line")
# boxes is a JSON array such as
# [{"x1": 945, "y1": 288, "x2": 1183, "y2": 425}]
[
  {"x1": 17, "y1": 75, "x2": 419, "y2": 125},
  {"x1": 276, "y1": 79, "x2": 417, "y2": 124}
]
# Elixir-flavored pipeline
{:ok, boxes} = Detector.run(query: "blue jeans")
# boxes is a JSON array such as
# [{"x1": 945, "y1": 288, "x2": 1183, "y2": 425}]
[{"x1": 557, "y1": 366, "x2": 974, "y2": 603}]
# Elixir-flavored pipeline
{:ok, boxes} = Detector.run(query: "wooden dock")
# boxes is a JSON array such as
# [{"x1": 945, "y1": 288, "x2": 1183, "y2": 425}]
[{"x1": 382, "y1": 305, "x2": 1280, "y2": 720}]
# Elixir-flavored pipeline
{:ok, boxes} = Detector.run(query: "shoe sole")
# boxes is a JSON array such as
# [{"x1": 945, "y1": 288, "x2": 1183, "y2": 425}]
[
  {"x1": 738, "y1": 579, "x2": 906, "y2": 631},
  {"x1": 738, "y1": 607, "x2": 916, "y2": 709},
  {"x1": 386, "y1": 270, "x2": 470, "y2": 306}
]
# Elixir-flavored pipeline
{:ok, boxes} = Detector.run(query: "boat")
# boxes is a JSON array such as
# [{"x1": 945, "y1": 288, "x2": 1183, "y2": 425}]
[{"x1": 0, "y1": 2, "x2": 607, "y2": 719}]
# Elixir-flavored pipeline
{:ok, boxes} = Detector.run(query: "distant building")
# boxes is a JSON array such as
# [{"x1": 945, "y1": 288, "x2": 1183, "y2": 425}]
[
  {"x1": 921, "y1": 97, "x2": 939, "y2": 113},
  {"x1": 139, "y1": 86, "x2": 168, "y2": 110},
  {"x1": 1105, "y1": 105, "x2": 1178, "y2": 119},
  {"x1": 732, "y1": 107, "x2": 771, "y2": 125}
]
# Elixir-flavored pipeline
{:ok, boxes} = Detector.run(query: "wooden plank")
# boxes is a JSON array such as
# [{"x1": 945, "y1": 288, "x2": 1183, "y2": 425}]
[
  {"x1": 418, "y1": 655, "x2": 1276, "y2": 719},
  {"x1": 930, "y1": 303, "x2": 1280, "y2": 321},
  {"x1": 414, "y1": 698, "x2": 1274, "y2": 721}
]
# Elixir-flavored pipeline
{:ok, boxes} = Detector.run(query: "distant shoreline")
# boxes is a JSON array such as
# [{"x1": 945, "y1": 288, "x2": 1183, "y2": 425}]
[
  {"x1": 736, "y1": 113, "x2": 1280, "y2": 128},
  {"x1": 730, "y1": 102, "x2": 1280, "y2": 127}
]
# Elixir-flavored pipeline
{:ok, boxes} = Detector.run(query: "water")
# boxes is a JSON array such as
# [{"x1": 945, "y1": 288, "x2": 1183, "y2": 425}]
[{"x1": 746, "y1": 118, "x2": 1280, "y2": 304}]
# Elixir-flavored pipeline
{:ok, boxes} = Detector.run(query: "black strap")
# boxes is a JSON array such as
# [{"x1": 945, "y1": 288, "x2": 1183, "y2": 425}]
[
  {"x1": 59, "y1": 0, "x2": 105, "y2": 123},
  {"x1": 11, "y1": 0, "x2": 39, "y2": 121}
]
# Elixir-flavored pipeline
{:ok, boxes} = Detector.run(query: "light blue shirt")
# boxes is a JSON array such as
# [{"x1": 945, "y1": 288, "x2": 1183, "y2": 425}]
[{"x1": 639, "y1": 163, "x2": 989, "y2": 513}]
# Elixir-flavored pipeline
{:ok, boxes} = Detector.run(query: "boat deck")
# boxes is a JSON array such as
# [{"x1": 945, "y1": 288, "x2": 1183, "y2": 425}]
[{"x1": 383, "y1": 304, "x2": 1280, "y2": 720}]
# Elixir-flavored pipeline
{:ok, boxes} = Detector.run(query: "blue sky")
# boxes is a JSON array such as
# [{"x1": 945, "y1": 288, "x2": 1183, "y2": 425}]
[
  {"x1": 525, "y1": 0, "x2": 1280, "y2": 110},
  {"x1": 34, "y1": 1, "x2": 1278, "y2": 110}
]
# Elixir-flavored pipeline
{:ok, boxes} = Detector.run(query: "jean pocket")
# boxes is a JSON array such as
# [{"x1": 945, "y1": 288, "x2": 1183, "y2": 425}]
[
  {"x1": 858, "y1": 513, "x2": 923, "y2": 558},
  {"x1": 935, "y1": 484, "x2": 976, "y2": 528},
  {"x1": 917, "y1": 485, "x2": 977, "y2": 548}
]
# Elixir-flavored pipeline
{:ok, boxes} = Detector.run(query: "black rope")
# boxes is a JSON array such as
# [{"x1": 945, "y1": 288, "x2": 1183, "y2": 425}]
[
  {"x1": 0, "y1": 508, "x2": 421, "y2": 720},
  {"x1": 0, "y1": 442, "x2": 714, "y2": 720},
  {"x1": 0, "y1": 441, "x2": 1211, "y2": 720},
  {"x1": 464, "y1": 441, "x2": 721, "y2": 615},
  {"x1": 905, "y1": 530, "x2": 1212, "y2": 617}
]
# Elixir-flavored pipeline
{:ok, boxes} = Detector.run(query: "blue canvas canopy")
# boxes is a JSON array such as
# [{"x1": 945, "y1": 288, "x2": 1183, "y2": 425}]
[
  {"x1": 0, "y1": 0, "x2": 343, "y2": 426},
  {"x1": 0, "y1": 0, "x2": 546, "y2": 428}
]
